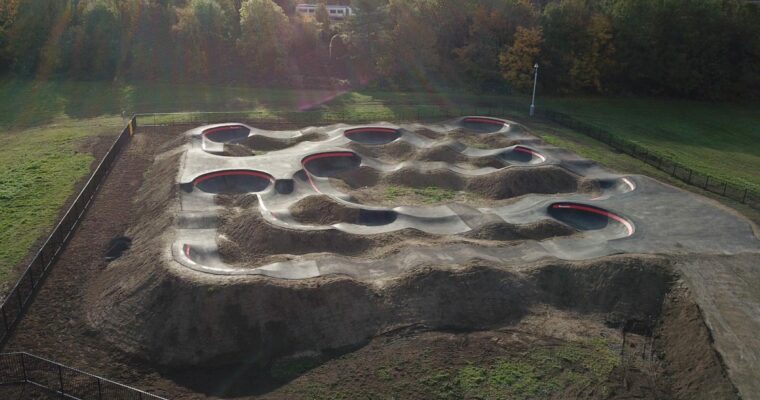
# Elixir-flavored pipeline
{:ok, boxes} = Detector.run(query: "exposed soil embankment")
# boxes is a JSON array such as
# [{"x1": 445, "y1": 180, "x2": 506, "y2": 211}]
[
  {"x1": 243, "y1": 132, "x2": 326, "y2": 151},
  {"x1": 87, "y1": 253, "x2": 676, "y2": 370},
  {"x1": 655, "y1": 284, "x2": 739, "y2": 400},
  {"x1": 289, "y1": 195, "x2": 360, "y2": 225},
  {"x1": 463, "y1": 218, "x2": 576, "y2": 241}
]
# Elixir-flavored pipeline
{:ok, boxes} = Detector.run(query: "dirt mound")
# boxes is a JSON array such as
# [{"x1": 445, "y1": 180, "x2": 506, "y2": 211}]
[
  {"x1": 223, "y1": 143, "x2": 255, "y2": 157},
  {"x1": 414, "y1": 145, "x2": 466, "y2": 163},
  {"x1": 347, "y1": 141, "x2": 415, "y2": 161},
  {"x1": 239, "y1": 131, "x2": 326, "y2": 151},
  {"x1": 347, "y1": 141, "x2": 504, "y2": 170},
  {"x1": 290, "y1": 195, "x2": 361, "y2": 225},
  {"x1": 385, "y1": 168, "x2": 465, "y2": 191},
  {"x1": 336, "y1": 165, "x2": 581, "y2": 203},
  {"x1": 449, "y1": 130, "x2": 519, "y2": 149},
  {"x1": 467, "y1": 166, "x2": 580, "y2": 199},
  {"x1": 88, "y1": 252, "x2": 676, "y2": 369},
  {"x1": 412, "y1": 128, "x2": 444, "y2": 139},
  {"x1": 217, "y1": 207, "x2": 437, "y2": 265},
  {"x1": 329, "y1": 166, "x2": 583, "y2": 207},
  {"x1": 215, "y1": 193, "x2": 260, "y2": 208},
  {"x1": 330, "y1": 166, "x2": 382, "y2": 189},
  {"x1": 465, "y1": 219, "x2": 576, "y2": 241}
]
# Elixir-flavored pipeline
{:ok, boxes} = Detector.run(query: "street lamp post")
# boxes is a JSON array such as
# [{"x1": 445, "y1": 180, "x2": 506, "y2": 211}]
[{"x1": 530, "y1": 63, "x2": 539, "y2": 117}]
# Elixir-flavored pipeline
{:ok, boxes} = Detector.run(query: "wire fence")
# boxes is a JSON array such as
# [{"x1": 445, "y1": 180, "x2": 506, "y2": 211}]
[
  {"x1": 0, "y1": 352, "x2": 165, "y2": 399},
  {"x1": 0, "y1": 117, "x2": 135, "y2": 347}
]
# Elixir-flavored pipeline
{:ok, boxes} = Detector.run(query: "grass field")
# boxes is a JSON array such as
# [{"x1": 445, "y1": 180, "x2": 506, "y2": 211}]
[
  {"x1": 543, "y1": 97, "x2": 760, "y2": 192},
  {"x1": 0, "y1": 116, "x2": 121, "y2": 284},
  {"x1": 0, "y1": 79, "x2": 758, "y2": 287}
]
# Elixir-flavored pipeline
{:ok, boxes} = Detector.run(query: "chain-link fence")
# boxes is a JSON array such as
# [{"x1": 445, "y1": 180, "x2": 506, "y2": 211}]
[{"x1": 0, "y1": 352, "x2": 165, "y2": 399}]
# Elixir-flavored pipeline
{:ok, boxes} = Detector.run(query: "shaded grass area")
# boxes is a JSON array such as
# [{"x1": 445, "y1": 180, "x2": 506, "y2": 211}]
[{"x1": 0, "y1": 116, "x2": 121, "y2": 284}]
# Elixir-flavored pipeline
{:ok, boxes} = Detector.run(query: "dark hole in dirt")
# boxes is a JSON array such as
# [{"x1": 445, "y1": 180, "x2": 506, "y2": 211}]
[
  {"x1": 275, "y1": 179, "x2": 294, "y2": 194},
  {"x1": 548, "y1": 204, "x2": 610, "y2": 231},
  {"x1": 105, "y1": 236, "x2": 132, "y2": 261},
  {"x1": 357, "y1": 209, "x2": 397, "y2": 226},
  {"x1": 194, "y1": 171, "x2": 272, "y2": 194},
  {"x1": 303, "y1": 152, "x2": 361, "y2": 177},
  {"x1": 344, "y1": 128, "x2": 401, "y2": 145},
  {"x1": 203, "y1": 126, "x2": 250, "y2": 143}
]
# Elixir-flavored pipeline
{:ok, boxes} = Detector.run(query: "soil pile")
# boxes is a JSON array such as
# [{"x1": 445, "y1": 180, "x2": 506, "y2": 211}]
[
  {"x1": 239, "y1": 131, "x2": 326, "y2": 151},
  {"x1": 465, "y1": 218, "x2": 576, "y2": 241},
  {"x1": 347, "y1": 141, "x2": 415, "y2": 161},
  {"x1": 467, "y1": 166, "x2": 581, "y2": 199},
  {"x1": 88, "y1": 248, "x2": 677, "y2": 369},
  {"x1": 449, "y1": 130, "x2": 519, "y2": 148},
  {"x1": 290, "y1": 195, "x2": 361, "y2": 225}
]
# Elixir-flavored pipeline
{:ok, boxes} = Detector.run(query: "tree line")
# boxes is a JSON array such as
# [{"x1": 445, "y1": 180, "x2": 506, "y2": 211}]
[{"x1": 1, "y1": 0, "x2": 758, "y2": 99}]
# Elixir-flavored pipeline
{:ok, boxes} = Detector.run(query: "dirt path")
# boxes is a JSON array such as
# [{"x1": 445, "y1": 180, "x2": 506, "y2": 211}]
[{"x1": 674, "y1": 254, "x2": 760, "y2": 400}]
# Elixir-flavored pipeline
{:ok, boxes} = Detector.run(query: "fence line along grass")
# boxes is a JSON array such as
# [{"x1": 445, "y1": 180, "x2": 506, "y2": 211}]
[
  {"x1": 542, "y1": 97, "x2": 760, "y2": 192},
  {"x1": 0, "y1": 116, "x2": 122, "y2": 285}
]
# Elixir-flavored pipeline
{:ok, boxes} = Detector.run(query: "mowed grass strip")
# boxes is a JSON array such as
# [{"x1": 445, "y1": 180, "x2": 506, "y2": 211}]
[{"x1": 0, "y1": 116, "x2": 121, "y2": 283}]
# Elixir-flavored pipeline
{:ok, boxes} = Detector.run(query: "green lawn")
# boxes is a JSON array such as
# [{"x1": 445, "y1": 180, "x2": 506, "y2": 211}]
[
  {"x1": 541, "y1": 97, "x2": 760, "y2": 191},
  {"x1": 0, "y1": 116, "x2": 122, "y2": 282}
]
